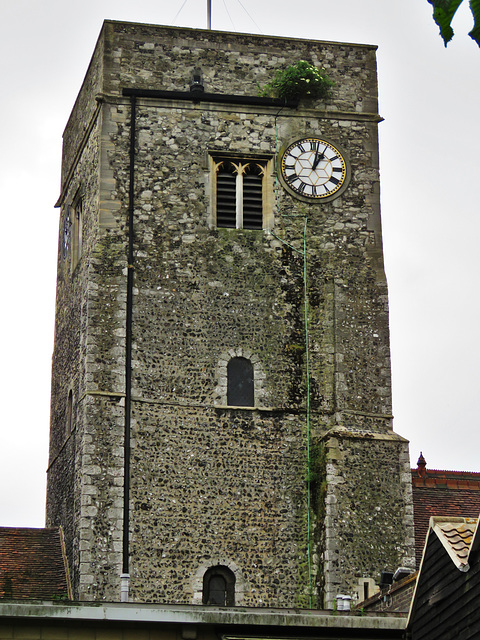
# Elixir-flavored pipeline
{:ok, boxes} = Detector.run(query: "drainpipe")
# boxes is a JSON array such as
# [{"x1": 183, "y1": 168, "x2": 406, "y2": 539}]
[{"x1": 122, "y1": 94, "x2": 136, "y2": 601}]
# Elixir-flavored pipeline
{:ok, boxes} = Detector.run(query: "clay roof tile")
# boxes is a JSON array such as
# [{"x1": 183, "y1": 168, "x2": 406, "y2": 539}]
[
  {"x1": 411, "y1": 465, "x2": 480, "y2": 568},
  {"x1": 0, "y1": 527, "x2": 71, "y2": 600}
]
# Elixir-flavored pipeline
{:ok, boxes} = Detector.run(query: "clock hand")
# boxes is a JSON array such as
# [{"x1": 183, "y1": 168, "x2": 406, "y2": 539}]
[
  {"x1": 312, "y1": 147, "x2": 322, "y2": 170},
  {"x1": 312, "y1": 144, "x2": 328, "y2": 170}
]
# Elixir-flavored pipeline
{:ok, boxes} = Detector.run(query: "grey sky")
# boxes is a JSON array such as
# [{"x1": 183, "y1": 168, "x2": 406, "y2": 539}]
[{"x1": 1, "y1": 0, "x2": 479, "y2": 526}]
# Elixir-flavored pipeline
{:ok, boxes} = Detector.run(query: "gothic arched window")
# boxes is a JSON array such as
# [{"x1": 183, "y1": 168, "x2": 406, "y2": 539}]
[
  {"x1": 202, "y1": 566, "x2": 235, "y2": 606},
  {"x1": 227, "y1": 357, "x2": 254, "y2": 407},
  {"x1": 215, "y1": 159, "x2": 265, "y2": 230}
]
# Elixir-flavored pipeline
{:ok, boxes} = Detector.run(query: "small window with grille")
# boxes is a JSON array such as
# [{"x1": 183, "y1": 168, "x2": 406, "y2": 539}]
[
  {"x1": 211, "y1": 156, "x2": 272, "y2": 230},
  {"x1": 202, "y1": 566, "x2": 235, "y2": 606}
]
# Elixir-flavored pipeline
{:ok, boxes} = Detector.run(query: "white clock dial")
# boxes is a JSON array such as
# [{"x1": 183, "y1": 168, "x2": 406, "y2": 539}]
[{"x1": 280, "y1": 138, "x2": 348, "y2": 200}]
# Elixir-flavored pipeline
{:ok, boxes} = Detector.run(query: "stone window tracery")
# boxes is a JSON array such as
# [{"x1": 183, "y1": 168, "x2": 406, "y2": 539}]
[
  {"x1": 215, "y1": 159, "x2": 264, "y2": 229},
  {"x1": 209, "y1": 155, "x2": 274, "y2": 230}
]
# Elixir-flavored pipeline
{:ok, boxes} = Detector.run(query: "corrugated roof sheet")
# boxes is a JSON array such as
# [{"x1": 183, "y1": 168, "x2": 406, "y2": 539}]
[{"x1": 0, "y1": 527, "x2": 71, "y2": 600}]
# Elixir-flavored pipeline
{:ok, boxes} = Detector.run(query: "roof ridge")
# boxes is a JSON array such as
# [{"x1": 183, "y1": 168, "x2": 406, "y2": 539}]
[{"x1": 411, "y1": 468, "x2": 480, "y2": 477}]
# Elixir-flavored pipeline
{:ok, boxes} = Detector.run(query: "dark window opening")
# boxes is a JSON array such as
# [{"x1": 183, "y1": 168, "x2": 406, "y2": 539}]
[
  {"x1": 227, "y1": 357, "x2": 254, "y2": 407},
  {"x1": 72, "y1": 197, "x2": 83, "y2": 268},
  {"x1": 242, "y1": 168, "x2": 263, "y2": 230},
  {"x1": 216, "y1": 168, "x2": 237, "y2": 228},
  {"x1": 208, "y1": 575, "x2": 226, "y2": 605},
  {"x1": 203, "y1": 566, "x2": 235, "y2": 606},
  {"x1": 62, "y1": 207, "x2": 72, "y2": 260},
  {"x1": 363, "y1": 581, "x2": 369, "y2": 601},
  {"x1": 66, "y1": 390, "x2": 73, "y2": 438}
]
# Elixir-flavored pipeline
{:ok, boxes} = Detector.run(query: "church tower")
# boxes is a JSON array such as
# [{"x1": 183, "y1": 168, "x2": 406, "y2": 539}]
[{"x1": 47, "y1": 21, "x2": 415, "y2": 608}]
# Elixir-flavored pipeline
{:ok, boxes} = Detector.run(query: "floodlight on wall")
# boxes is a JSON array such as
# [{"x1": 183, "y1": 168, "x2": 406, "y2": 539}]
[
  {"x1": 190, "y1": 68, "x2": 204, "y2": 93},
  {"x1": 380, "y1": 571, "x2": 394, "y2": 590},
  {"x1": 393, "y1": 567, "x2": 413, "y2": 582}
]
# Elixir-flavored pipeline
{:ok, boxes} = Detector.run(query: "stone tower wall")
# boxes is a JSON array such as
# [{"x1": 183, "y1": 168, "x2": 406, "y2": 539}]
[
  {"x1": 47, "y1": 109, "x2": 103, "y2": 594},
  {"x1": 47, "y1": 21, "x2": 414, "y2": 606},
  {"x1": 321, "y1": 433, "x2": 415, "y2": 608}
]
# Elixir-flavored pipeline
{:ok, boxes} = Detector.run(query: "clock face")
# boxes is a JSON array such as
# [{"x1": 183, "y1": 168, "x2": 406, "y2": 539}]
[{"x1": 280, "y1": 137, "x2": 348, "y2": 200}]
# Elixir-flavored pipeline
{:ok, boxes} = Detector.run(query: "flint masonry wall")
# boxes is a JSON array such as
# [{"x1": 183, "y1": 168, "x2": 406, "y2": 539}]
[
  {"x1": 47, "y1": 21, "x2": 414, "y2": 607},
  {"x1": 321, "y1": 432, "x2": 414, "y2": 608}
]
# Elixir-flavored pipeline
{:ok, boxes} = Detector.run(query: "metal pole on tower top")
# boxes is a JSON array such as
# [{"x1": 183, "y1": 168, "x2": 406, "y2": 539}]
[{"x1": 207, "y1": 0, "x2": 211, "y2": 29}]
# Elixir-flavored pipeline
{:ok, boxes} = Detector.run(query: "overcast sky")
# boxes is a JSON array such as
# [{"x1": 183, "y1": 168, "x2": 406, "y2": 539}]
[{"x1": 1, "y1": 0, "x2": 479, "y2": 527}]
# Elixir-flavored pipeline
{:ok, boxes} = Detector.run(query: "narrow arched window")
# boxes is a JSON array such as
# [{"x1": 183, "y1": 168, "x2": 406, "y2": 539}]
[
  {"x1": 227, "y1": 357, "x2": 254, "y2": 407},
  {"x1": 66, "y1": 390, "x2": 73, "y2": 437},
  {"x1": 202, "y1": 566, "x2": 235, "y2": 606},
  {"x1": 72, "y1": 196, "x2": 83, "y2": 269}
]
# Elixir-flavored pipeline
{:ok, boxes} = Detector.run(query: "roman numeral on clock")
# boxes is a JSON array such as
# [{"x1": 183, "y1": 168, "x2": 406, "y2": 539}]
[{"x1": 281, "y1": 138, "x2": 347, "y2": 199}]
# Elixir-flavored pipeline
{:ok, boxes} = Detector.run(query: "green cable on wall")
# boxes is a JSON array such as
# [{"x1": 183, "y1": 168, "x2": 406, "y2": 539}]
[
  {"x1": 273, "y1": 116, "x2": 313, "y2": 607},
  {"x1": 303, "y1": 216, "x2": 313, "y2": 609}
]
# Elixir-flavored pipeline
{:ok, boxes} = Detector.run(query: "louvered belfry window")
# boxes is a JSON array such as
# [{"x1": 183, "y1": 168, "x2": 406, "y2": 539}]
[{"x1": 215, "y1": 160, "x2": 265, "y2": 229}]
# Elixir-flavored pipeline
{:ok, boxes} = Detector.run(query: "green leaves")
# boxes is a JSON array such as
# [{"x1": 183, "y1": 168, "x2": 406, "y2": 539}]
[
  {"x1": 259, "y1": 60, "x2": 334, "y2": 101},
  {"x1": 470, "y1": 0, "x2": 480, "y2": 44},
  {"x1": 428, "y1": 0, "x2": 480, "y2": 47}
]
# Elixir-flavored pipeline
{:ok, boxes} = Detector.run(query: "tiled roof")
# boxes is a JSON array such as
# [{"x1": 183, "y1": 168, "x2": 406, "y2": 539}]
[
  {"x1": 0, "y1": 527, "x2": 71, "y2": 600},
  {"x1": 411, "y1": 455, "x2": 480, "y2": 568},
  {"x1": 430, "y1": 517, "x2": 477, "y2": 571}
]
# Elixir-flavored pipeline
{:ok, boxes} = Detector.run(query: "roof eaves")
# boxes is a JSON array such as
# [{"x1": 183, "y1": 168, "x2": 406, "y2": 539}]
[
  {"x1": 0, "y1": 601, "x2": 407, "y2": 632},
  {"x1": 467, "y1": 514, "x2": 480, "y2": 555}
]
